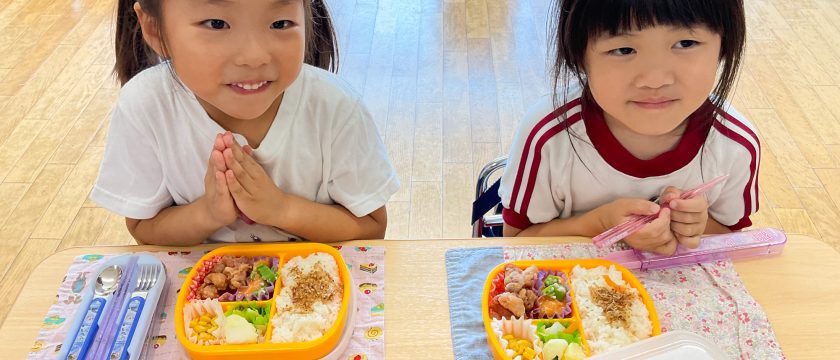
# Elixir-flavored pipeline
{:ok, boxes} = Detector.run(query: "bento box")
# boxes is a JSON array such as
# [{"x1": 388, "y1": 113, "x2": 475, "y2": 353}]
[
  {"x1": 483, "y1": 259, "x2": 661, "y2": 360},
  {"x1": 175, "y1": 243, "x2": 354, "y2": 360}
]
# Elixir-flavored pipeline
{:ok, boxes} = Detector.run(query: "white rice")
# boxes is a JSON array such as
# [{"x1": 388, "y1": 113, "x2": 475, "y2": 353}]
[
  {"x1": 571, "y1": 265, "x2": 652, "y2": 354},
  {"x1": 270, "y1": 253, "x2": 342, "y2": 343}
]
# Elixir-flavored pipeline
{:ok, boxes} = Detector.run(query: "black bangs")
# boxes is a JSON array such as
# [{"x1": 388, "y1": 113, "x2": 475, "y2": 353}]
[
  {"x1": 575, "y1": 0, "x2": 729, "y2": 39},
  {"x1": 551, "y1": 0, "x2": 745, "y2": 113}
]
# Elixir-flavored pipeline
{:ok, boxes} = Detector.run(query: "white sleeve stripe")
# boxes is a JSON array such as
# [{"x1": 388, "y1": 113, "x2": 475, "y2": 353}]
[
  {"x1": 514, "y1": 110, "x2": 583, "y2": 215},
  {"x1": 713, "y1": 115, "x2": 760, "y2": 215},
  {"x1": 508, "y1": 99, "x2": 582, "y2": 212}
]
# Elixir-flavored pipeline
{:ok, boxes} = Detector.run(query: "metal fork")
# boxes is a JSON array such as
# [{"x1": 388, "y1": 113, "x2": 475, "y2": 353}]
[{"x1": 107, "y1": 264, "x2": 161, "y2": 360}]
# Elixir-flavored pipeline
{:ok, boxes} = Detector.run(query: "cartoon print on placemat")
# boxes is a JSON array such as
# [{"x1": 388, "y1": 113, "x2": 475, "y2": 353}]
[
  {"x1": 359, "y1": 262, "x2": 377, "y2": 274},
  {"x1": 178, "y1": 267, "x2": 192, "y2": 278},
  {"x1": 81, "y1": 254, "x2": 103, "y2": 262},
  {"x1": 30, "y1": 341, "x2": 45, "y2": 352},
  {"x1": 370, "y1": 303, "x2": 384, "y2": 316},
  {"x1": 348, "y1": 354, "x2": 368, "y2": 360},
  {"x1": 355, "y1": 247, "x2": 369, "y2": 252},
  {"x1": 358, "y1": 282, "x2": 377, "y2": 295},
  {"x1": 42, "y1": 315, "x2": 66, "y2": 329},
  {"x1": 71, "y1": 272, "x2": 87, "y2": 294},
  {"x1": 62, "y1": 294, "x2": 82, "y2": 305},
  {"x1": 346, "y1": 263, "x2": 353, "y2": 271},
  {"x1": 151, "y1": 335, "x2": 167, "y2": 349},
  {"x1": 364, "y1": 327, "x2": 382, "y2": 341},
  {"x1": 167, "y1": 251, "x2": 191, "y2": 256}
]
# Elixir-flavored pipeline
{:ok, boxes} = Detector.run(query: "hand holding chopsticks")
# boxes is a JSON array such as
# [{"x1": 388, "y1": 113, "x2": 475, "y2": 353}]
[{"x1": 592, "y1": 175, "x2": 729, "y2": 250}]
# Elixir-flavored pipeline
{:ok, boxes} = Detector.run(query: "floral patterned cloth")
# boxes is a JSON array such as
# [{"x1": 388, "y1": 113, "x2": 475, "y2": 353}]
[
  {"x1": 28, "y1": 246, "x2": 385, "y2": 360},
  {"x1": 504, "y1": 243, "x2": 785, "y2": 359}
]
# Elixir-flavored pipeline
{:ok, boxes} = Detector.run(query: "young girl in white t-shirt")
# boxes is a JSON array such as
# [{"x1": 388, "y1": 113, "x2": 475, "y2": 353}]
[
  {"x1": 92, "y1": 0, "x2": 399, "y2": 245},
  {"x1": 500, "y1": 0, "x2": 759, "y2": 255}
]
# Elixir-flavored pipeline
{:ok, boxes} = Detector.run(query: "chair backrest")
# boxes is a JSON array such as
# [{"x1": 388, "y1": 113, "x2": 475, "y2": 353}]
[{"x1": 472, "y1": 156, "x2": 507, "y2": 237}]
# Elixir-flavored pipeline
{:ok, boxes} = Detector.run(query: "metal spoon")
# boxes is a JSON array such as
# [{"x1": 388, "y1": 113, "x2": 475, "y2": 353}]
[
  {"x1": 65, "y1": 265, "x2": 123, "y2": 360},
  {"x1": 95, "y1": 266, "x2": 122, "y2": 296}
]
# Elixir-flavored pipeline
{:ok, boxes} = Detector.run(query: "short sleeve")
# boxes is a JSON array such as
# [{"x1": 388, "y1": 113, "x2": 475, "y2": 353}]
[
  {"x1": 499, "y1": 98, "x2": 566, "y2": 229},
  {"x1": 89, "y1": 104, "x2": 174, "y2": 219},
  {"x1": 327, "y1": 102, "x2": 399, "y2": 217},
  {"x1": 708, "y1": 116, "x2": 761, "y2": 230}
]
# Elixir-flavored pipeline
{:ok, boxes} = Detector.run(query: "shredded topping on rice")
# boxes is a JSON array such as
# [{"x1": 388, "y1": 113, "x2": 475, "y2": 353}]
[
  {"x1": 591, "y1": 286, "x2": 633, "y2": 328},
  {"x1": 290, "y1": 263, "x2": 338, "y2": 312}
]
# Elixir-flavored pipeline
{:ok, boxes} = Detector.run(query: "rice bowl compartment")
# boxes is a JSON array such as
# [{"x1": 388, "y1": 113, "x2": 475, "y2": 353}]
[
  {"x1": 176, "y1": 243, "x2": 352, "y2": 360},
  {"x1": 483, "y1": 260, "x2": 660, "y2": 359}
]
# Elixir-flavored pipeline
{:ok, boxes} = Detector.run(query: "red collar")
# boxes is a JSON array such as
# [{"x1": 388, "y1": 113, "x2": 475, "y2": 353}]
[{"x1": 583, "y1": 98, "x2": 714, "y2": 178}]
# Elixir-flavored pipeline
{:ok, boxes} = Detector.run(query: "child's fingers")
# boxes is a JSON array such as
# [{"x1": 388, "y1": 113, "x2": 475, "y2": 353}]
[
  {"x1": 214, "y1": 133, "x2": 226, "y2": 152},
  {"x1": 211, "y1": 149, "x2": 226, "y2": 172},
  {"x1": 214, "y1": 171, "x2": 228, "y2": 198},
  {"x1": 651, "y1": 239, "x2": 678, "y2": 255},
  {"x1": 617, "y1": 198, "x2": 659, "y2": 217},
  {"x1": 242, "y1": 145, "x2": 254, "y2": 156},
  {"x1": 225, "y1": 169, "x2": 251, "y2": 197},
  {"x1": 659, "y1": 186, "x2": 682, "y2": 205},
  {"x1": 223, "y1": 148, "x2": 255, "y2": 186},
  {"x1": 633, "y1": 209, "x2": 672, "y2": 244},
  {"x1": 670, "y1": 221, "x2": 701, "y2": 238},
  {"x1": 669, "y1": 197, "x2": 707, "y2": 212},
  {"x1": 677, "y1": 235, "x2": 701, "y2": 249},
  {"x1": 669, "y1": 209, "x2": 703, "y2": 224}
]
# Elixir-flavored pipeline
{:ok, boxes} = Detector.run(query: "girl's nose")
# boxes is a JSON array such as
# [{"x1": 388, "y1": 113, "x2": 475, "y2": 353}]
[
  {"x1": 233, "y1": 33, "x2": 271, "y2": 68},
  {"x1": 633, "y1": 58, "x2": 676, "y2": 90}
]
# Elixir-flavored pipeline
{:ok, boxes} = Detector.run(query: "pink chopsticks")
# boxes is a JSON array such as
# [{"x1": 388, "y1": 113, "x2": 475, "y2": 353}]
[{"x1": 592, "y1": 175, "x2": 729, "y2": 249}]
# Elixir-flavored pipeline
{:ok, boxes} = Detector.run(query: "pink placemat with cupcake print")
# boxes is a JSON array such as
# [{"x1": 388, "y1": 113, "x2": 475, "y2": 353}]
[
  {"x1": 503, "y1": 243, "x2": 784, "y2": 359},
  {"x1": 28, "y1": 246, "x2": 385, "y2": 360}
]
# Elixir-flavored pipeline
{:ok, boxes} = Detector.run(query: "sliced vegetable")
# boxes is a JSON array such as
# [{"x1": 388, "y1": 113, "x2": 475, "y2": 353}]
[
  {"x1": 255, "y1": 264, "x2": 276, "y2": 283},
  {"x1": 542, "y1": 282, "x2": 567, "y2": 300},
  {"x1": 536, "y1": 321, "x2": 582, "y2": 345}
]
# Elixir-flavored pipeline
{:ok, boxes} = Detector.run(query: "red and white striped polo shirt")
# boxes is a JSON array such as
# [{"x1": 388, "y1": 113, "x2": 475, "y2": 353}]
[{"x1": 499, "y1": 91, "x2": 760, "y2": 231}]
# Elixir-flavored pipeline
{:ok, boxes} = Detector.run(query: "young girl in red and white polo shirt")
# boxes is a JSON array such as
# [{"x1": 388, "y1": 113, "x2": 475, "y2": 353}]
[{"x1": 500, "y1": 0, "x2": 758, "y2": 255}]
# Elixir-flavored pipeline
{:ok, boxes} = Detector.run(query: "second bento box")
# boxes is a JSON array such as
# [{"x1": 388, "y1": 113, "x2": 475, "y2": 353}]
[{"x1": 483, "y1": 259, "x2": 661, "y2": 360}]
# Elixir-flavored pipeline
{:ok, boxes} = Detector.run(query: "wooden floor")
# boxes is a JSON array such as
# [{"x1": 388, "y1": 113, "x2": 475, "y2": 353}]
[{"x1": 1, "y1": 0, "x2": 839, "y2": 327}]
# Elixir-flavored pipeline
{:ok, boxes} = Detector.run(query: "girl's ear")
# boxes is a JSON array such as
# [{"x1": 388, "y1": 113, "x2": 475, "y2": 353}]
[{"x1": 134, "y1": 2, "x2": 165, "y2": 57}]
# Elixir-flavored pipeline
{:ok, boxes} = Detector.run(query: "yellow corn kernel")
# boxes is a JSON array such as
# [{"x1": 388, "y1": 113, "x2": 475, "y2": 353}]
[
  {"x1": 200, "y1": 315, "x2": 212, "y2": 323},
  {"x1": 522, "y1": 347, "x2": 535, "y2": 360}
]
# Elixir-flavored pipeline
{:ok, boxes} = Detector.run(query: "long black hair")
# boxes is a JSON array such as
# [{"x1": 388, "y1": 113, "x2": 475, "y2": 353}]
[
  {"x1": 549, "y1": 0, "x2": 746, "y2": 112},
  {"x1": 114, "y1": 0, "x2": 339, "y2": 86}
]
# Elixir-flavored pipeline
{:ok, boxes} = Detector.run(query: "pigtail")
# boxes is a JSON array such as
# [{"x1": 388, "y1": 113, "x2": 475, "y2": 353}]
[
  {"x1": 114, "y1": 0, "x2": 161, "y2": 86},
  {"x1": 305, "y1": 0, "x2": 339, "y2": 73}
]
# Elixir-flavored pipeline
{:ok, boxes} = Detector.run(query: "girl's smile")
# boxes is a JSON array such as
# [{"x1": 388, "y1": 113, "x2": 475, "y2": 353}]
[{"x1": 227, "y1": 80, "x2": 273, "y2": 95}]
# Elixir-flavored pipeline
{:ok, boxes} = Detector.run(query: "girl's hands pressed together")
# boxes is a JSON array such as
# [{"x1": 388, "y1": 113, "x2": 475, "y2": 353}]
[
  {"x1": 598, "y1": 198, "x2": 678, "y2": 255},
  {"x1": 221, "y1": 132, "x2": 286, "y2": 226},
  {"x1": 201, "y1": 133, "x2": 239, "y2": 228},
  {"x1": 660, "y1": 186, "x2": 709, "y2": 249}
]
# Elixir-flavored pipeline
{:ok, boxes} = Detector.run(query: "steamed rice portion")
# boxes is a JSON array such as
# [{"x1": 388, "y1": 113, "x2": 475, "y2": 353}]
[
  {"x1": 270, "y1": 252, "x2": 343, "y2": 343},
  {"x1": 571, "y1": 265, "x2": 651, "y2": 354}
]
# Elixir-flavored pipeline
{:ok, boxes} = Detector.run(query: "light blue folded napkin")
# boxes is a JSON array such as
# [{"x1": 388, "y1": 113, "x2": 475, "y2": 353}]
[{"x1": 445, "y1": 247, "x2": 504, "y2": 360}]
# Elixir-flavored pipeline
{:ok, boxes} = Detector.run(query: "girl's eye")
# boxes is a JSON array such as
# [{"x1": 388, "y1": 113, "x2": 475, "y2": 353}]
[
  {"x1": 608, "y1": 47, "x2": 635, "y2": 56},
  {"x1": 202, "y1": 19, "x2": 229, "y2": 30},
  {"x1": 675, "y1": 40, "x2": 699, "y2": 49},
  {"x1": 271, "y1": 20, "x2": 293, "y2": 29}
]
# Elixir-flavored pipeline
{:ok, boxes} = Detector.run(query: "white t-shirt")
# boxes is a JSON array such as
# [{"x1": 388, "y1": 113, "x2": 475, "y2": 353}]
[
  {"x1": 499, "y1": 89, "x2": 760, "y2": 231},
  {"x1": 91, "y1": 63, "x2": 400, "y2": 242}
]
